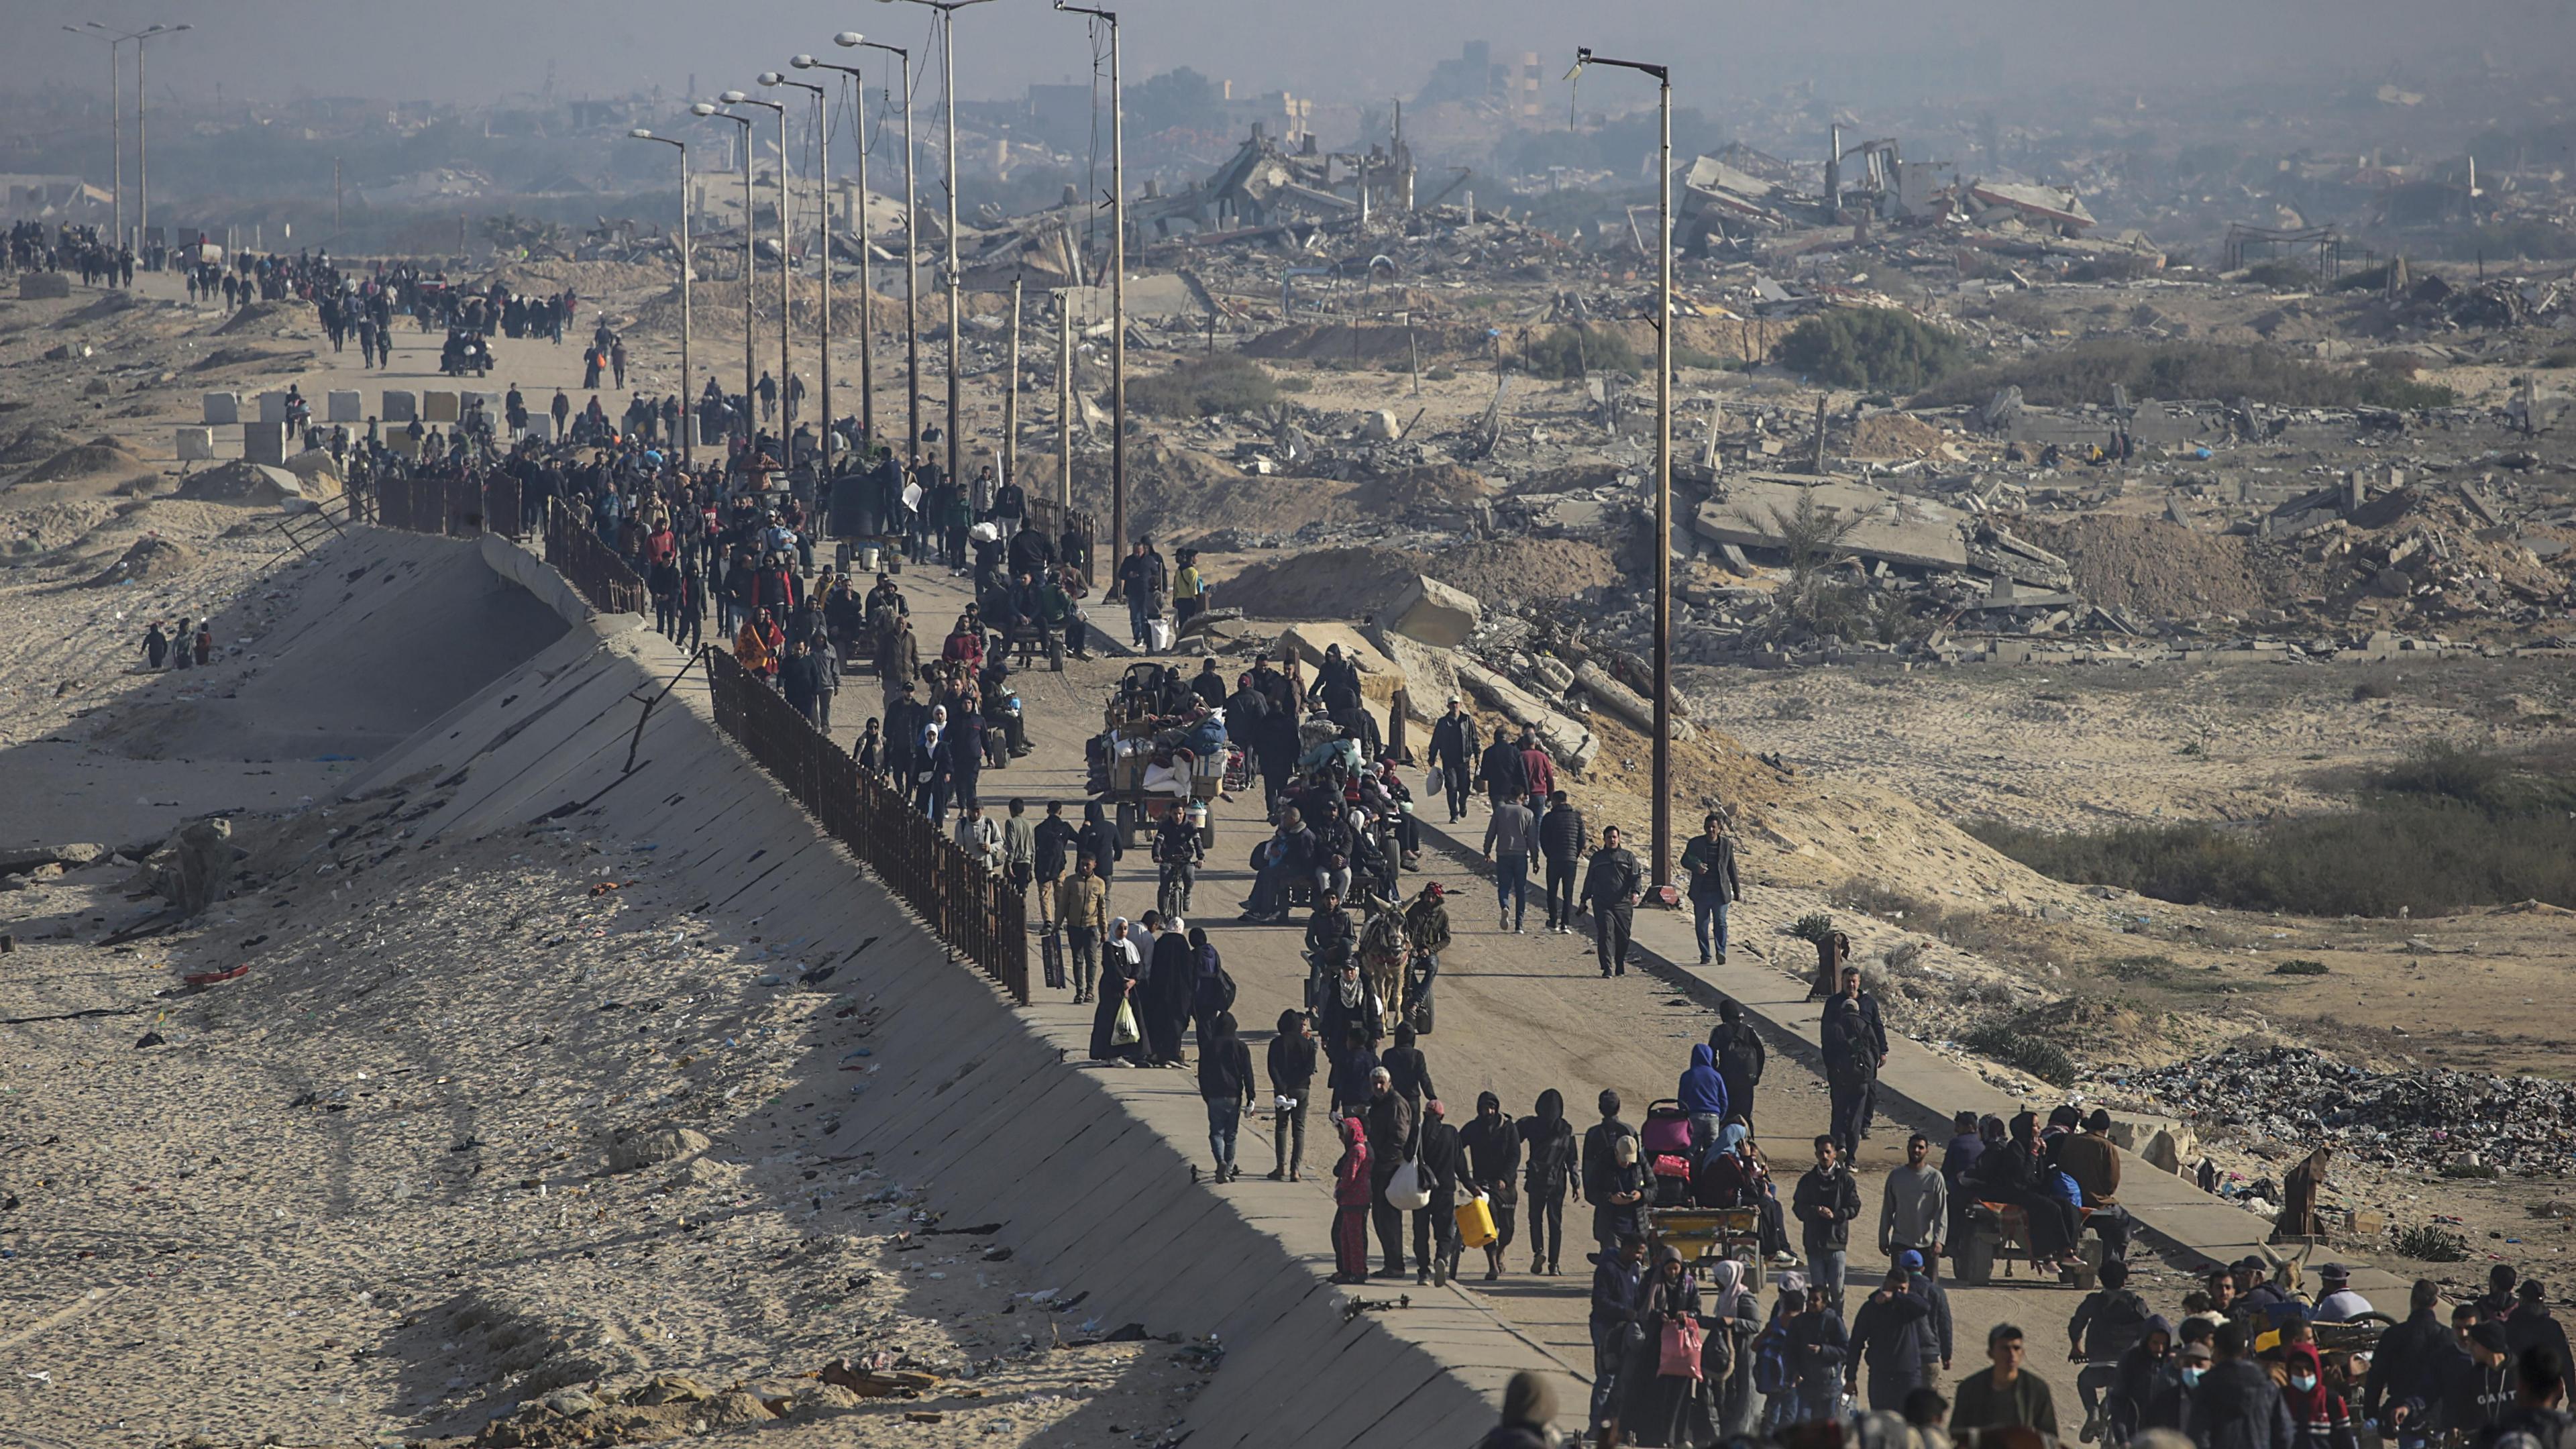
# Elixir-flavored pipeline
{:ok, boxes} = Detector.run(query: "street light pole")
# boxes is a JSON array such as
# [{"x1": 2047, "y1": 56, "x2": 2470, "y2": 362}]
[
  {"x1": 1569, "y1": 46, "x2": 1675, "y2": 891},
  {"x1": 805, "y1": 49, "x2": 877, "y2": 448},
  {"x1": 881, "y1": 0, "x2": 994, "y2": 495},
  {"x1": 777, "y1": 66, "x2": 832, "y2": 462},
  {"x1": 841, "y1": 34, "x2": 916, "y2": 466},
  {"x1": 725, "y1": 90, "x2": 790, "y2": 447},
  {"x1": 133, "y1": 24, "x2": 189, "y2": 263},
  {"x1": 64, "y1": 28, "x2": 123, "y2": 248},
  {"x1": 1055, "y1": 1, "x2": 1123, "y2": 554},
  {"x1": 690, "y1": 103, "x2": 758, "y2": 437},
  {"x1": 629, "y1": 131, "x2": 693, "y2": 464}
]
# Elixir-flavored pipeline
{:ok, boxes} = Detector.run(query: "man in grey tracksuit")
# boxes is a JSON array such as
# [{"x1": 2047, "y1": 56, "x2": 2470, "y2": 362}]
[{"x1": 1879, "y1": 1131, "x2": 1949, "y2": 1279}]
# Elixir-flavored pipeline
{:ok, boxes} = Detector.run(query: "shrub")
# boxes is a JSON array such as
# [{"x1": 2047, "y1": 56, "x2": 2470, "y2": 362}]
[
  {"x1": 1790, "y1": 912, "x2": 1837, "y2": 945},
  {"x1": 1124, "y1": 353, "x2": 1279, "y2": 417},
  {"x1": 2270, "y1": 959, "x2": 2328, "y2": 976},
  {"x1": 1963, "y1": 780, "x2": 2576, "y2": 918},
  {"x1": 1425, "y1": 364, "x2": 1458, "y2": 382},
  {"x1": 1961, "y1": 1019, "x2": 2078, "y2": 1087},
  {"x1": 2394, "y1": 1224, "x2": 2471, "y2": 1261},
  {"x1": 1774, "y1": 307, "x2": 1964, "y2": 393},
  {"x1": 2540, "y1": 345, "x2": 2576, "y2": 370},
  {"x1": 2351, "y1": 679, "x2": 2393, "y2": 702},
  {"x1": 1521, "y1": 325, "x2": 1642, "y2": 380},
  {"x1": 1915, "y1": 340, "x2": 2455, "y2": 411}
]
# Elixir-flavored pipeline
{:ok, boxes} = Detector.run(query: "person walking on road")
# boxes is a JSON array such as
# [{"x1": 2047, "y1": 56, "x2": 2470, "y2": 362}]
[
  {"x1": 1795, "y1": 1133, "x2": 1864, "y2": 1321},
  {"x1": 1267, "y1": 1008, "x2": 1316, "y2": 1182},
  {"x1": 1484, "y1": 794, "x2": 1536, "y2": 934},
  {"x1": 1197, "y1": 1011, "x2": 1253, "y2": 1183},
  {"x1": 1582, "y1": 826, "x2": 1642, "y2": 977},
  {"x1": 1428, "y1": 696, "x2": 1474, "y2": 822},
  {"x1": 1539, "y1": 790, "x2": 1585, "y2": 934},
  {"x1": 1520, "y1": 1087, "x2": 1576, "y2": 1277},
  {"x1": 1707, "y1": 1000, "x2": 1767, "y2": 1134},
  {"x1": 1679, "y1": 811, "x2": 1742, "y2": 967}
]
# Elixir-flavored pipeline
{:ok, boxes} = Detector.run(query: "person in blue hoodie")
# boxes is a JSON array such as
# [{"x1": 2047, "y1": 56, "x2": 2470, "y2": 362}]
[{"x1": 1680, "y1": 1042, "x2": 1731, "y2": 1167}]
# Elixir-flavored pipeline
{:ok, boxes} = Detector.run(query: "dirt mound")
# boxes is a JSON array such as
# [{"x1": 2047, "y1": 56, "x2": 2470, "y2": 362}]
[
  {"x1": 1219, "y1": 547, "x2": 1418, "y2": 619},
  {"x1": 1415, "y1": 537, "x2": 1618, "y2": 604},
  {"x1": 1356, "y1": 462, "x2": 1493, "y2": 511},
  {"x1": 1065, "y1": 436, "x2": 1373, "y2": 541},
  {"x1": 212, "y1": 301, "x2": 294, "y2": 336},
  {"x1": 173, "y1": 460, "x2": 302, "y2": 503},
  {"x1": 2017, "y1": 514, "x2": 2265, "y2": 619},
  {"x1": 80, "y1": 535, "x2": 198, "y2": 587},
  {"x1": 0, "y1": 423, "x2": 78, "y2": 466},
  {"x1": 475, "y1": 258, "x2": 671, "y2": 298},
  {"x1": 1218, "y1": 537, "x2": 1619, "y2": 621},
  {"x1": 1849, "y1": 411, "x2": 1946, "y2": 458},
  {"x1": 19, "y1": 440, "x2": 147, "y2": 484}
]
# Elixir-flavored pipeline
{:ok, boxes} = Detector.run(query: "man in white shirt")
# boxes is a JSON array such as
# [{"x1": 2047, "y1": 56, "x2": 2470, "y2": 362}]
[{"x1": 2313, "y1": 1263, "x2": 2375, "y2": 1322}]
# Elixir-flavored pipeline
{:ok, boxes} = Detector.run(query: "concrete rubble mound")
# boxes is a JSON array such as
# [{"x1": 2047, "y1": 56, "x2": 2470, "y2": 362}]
[{"x1": 2120, "y1": 1044, "x2": 2576, "y2": 1175}]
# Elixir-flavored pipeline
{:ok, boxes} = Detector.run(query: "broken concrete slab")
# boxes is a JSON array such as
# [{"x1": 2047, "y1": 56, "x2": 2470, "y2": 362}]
[
  {"x1": 0, "y1": 842, "x2": 109, "y2": 873},
  {"x1": 1382, "y1": 574, "x2": 1481, "y2": 648},
  {"x1": 1695, "y1": 475, "x2": 1970, "y2": 572},
  {"x1": 1453, "y1": 659, "x2": 1599, "y2": 773},
  {"x1": 1575, "y1": 661, "x2": 1698, "y2": 743}
]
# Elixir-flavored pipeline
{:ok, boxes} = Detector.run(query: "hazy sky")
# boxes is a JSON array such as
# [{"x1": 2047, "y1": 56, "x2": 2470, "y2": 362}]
[{"x1": 8, "y1": 0, "x2": 2557, "y2": 115}]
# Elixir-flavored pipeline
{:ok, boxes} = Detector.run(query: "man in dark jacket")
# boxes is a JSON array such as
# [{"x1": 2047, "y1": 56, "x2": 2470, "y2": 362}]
[
  {"x1": 1579, "y1": 1089, "x2": 1637, "y2": 1244},
  {"x1": 1412, "y1": 1099, "x2": 1464, "y2": 1286},
  {"x1": 2473, "y1": 1347, "x2": 2576, "y2": 1449},
  {"x1": 1265, "y1": 1009, "x2": 1316, "y2": 1181},
  {"x1": 1428, "y1": 697, "x2": 1474, "y2": 821},
  {"x1": 1848, "y1": 1256, "x2": 1938, "y2": 1411},
  {"x1": 1955, "y1": 1324, "x2": 2061, "y2": 1437},
  {"x1": 1708, "y1": 999, "x2": 1768, "y2": 1132},
  {"x1": 1589, "y1": 1235, "x2": 1650, "y2": 1436},
  {"x1": 2509, "y1": 1281, "x2": 2575, "y2": 1385},
  {"x1": 2110, "y1": 1316, "x2": 2178, "y2": 1444},
  {"x1": 2188, "y1": 1322, "x2": 2296, "y2": 1449},
  {"x1": 2071, "y1": 1257, "x2": 2156, "y2": 1440},
  {"x1": 1795, "y1": 1134, "x2": 1864, "y2": 1320},
  {"x1": 1364, "y1": 1069, "x2": 1415, "y2": 1279},
  {"x1": 1580, "y1": 826, "x2": 1642, "y2": 978},
  {"x1": 1478, "y1": 724, "x2": 1527, "y2": 806},
  {"x1": 1538, "y1": 791, "x2": 1586, "y2": 934},
  {"x1": 2366, "y1": 1280, "x2": 2467, "y2": 1448},
  {"x1": 1821, "y1": 965, "x2": 1890, "y2": 1158},
  {"x1": 779, "y1": 641, "x2": 824, "y2": 722},
  {"x1": 1458, "y1": 1092, "x2": 1521, "y2": 1283},
  {"x1": 2451, "y1": 1323, "x2": 2521, "y2": 1442},
  {"x1": 1678, "y1": 811, "x2": 1743, "y2": 966}
]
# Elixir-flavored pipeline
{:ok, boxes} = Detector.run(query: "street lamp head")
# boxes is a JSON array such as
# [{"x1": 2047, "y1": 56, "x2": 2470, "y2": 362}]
[
  {"x1": 690, "y1": 101, "x2": 720, "y2": 116},
  {"x1": 833, "y1": 30, "x2": 865, "y2": 46},
  {"x1": 630, "y1": 128, "x2": 655, "y2": 140},
  {"x1": 719, "y1": 89, "x2": 748, "y2": 103},
  {"x1": 758, "y1": 71, "x2": 785, "y2": 87},
  {"x1": 169, "y1": 23, "x2": 193, "y2": 33},
  {"x1": 791, "y1": 54, "x2": 818, "y2": 68}
]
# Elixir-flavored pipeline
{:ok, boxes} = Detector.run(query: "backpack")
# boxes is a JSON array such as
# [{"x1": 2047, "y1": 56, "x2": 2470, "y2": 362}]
[
  {"x1": 1753, "y1": 1313, "x2": 1796, "y2": 1397},
  {"x1": 1714, "y1": 1024, "x2": 1763, "y2": 1084}
]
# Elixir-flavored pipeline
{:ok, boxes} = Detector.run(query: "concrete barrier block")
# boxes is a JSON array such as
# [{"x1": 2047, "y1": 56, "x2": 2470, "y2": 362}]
[
  {"x1": 380, "y1": 390, "x2": 417, "y2": 422},
  {"x1": 174, "y1": 427, "x2": 216, "y2": 462},
  {"x1": 256, "y1": 390, "x2": 290, "y2": 425},
  {"x1": 326, "y1": 389, "x2": 363, "y2": 423},
  {"x1": 423, "y1": 390, "x2": 460, "y2": 423},
  {"x1": 1385, "y1": 572, "x2": 1481, "y2": 648},
  {"x1": 201, "y1": 391, "x2": 240, "y2": 425},
  {"x1": 242, "y1": 420, "x2": 286, "y2": 466},
  {"x1": 18, "y1": 272, "x2": 72, "y2": 300}
]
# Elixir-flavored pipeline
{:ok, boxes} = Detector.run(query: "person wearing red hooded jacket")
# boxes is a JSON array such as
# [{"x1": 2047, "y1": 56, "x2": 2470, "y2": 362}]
[
  {"x1": 2282, "y1": 1334, "x2": 2359, "y2": 1449},
  {"x1": 1331, "y1": 1116, "x2": 1373, "y2": 1284}
]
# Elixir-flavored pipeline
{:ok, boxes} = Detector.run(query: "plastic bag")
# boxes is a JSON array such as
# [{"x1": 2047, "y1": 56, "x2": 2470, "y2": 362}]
[
  {"x1": 1385, "y1": 1159, "x2": 1432, "y2": 1211},
  {"x1": 1111, "y1": 998, "x2": 1141, "y2": 1047},
  {"x1": 1660, "y1": 1317, "x2": 1706, "y2": 1380}
]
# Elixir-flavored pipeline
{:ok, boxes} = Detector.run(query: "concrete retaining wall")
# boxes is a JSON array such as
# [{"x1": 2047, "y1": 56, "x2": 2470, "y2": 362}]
[{"x1": 334, "y1": 529, "x2": 1550, "y2": 1446}]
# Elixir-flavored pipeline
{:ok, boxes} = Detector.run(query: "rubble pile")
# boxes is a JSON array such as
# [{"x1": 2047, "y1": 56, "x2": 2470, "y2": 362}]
[{"x1": 2119, "y1": 1045, "x2": 2576, "y2": 1175}]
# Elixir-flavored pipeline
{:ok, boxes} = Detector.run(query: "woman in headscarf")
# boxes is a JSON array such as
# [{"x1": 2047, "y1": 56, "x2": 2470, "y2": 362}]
[
  {"x1": 1619, "y1": 1244, "x2": 1717, "y2": 1448},
  {"x1": 1077, "y1": 800, "x2": 1119, "y2": 882},
  {"x1": 1144, "y1": 918, "x2": 1197, "y2": 1067},
  {"x1": 1706, "y1": 1257, "x2": 1761, "y2": 1438},
  {"x1": 1518, "y1": 1089, "x2": 1576, "y2": 1277},
  {"x1": 1187, "y1": 928, "x2": 1233, "y2": 1045},
  {"x1": 1086, "y1": 916, "x2": 1145, "y2": 1065}
]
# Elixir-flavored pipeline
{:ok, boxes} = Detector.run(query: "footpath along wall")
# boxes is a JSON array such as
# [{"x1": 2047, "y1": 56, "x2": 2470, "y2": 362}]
[{"x1": 331, "y1": 527, "x2": 1556, "y2": 1446}]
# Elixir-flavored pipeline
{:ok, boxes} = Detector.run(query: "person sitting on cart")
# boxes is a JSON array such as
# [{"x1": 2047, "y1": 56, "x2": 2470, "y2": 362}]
[
  {"x1": 1239, "y1": 808, "x2": 1315, "y2": 923},
  {"x1": 1695, "y1": 1121, "x2": 1796, "y2": 1265}
]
